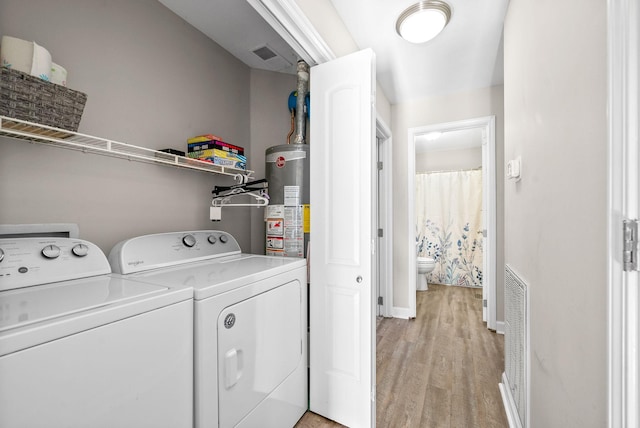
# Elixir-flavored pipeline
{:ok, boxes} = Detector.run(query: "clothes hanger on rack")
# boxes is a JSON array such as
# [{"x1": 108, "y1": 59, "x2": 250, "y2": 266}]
[{"x1": 210, "y1": 179, "x2": 269, "y2": 220}]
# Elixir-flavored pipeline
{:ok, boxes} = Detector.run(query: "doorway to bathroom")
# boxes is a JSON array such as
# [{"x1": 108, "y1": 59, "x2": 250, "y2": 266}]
[{"x1": 407, "y1": 116, "x2": 497, "y2": 330}]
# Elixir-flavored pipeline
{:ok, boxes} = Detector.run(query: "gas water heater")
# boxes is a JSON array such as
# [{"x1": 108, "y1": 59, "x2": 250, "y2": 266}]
[{"x1": 265, "y1": 60, "x2": 310, "y2": 257}]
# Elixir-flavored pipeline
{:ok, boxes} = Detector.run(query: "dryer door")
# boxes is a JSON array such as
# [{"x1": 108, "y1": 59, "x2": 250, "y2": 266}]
[{"x1": 217, "y1": 280, "x2": 302, "y2": 428}]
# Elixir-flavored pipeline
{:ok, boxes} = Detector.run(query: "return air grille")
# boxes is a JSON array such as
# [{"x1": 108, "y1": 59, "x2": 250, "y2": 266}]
[{"x1": 504, "y1": 265, "x2": 527, "y2": 427}]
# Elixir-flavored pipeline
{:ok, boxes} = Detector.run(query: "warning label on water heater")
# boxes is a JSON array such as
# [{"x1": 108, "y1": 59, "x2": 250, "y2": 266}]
[
  {"x1": 265, "y1": 204, "x2": 304, "y2": 257},
  {"x1": 284, "y1": 185, "x2": 300, "y2": 206}
]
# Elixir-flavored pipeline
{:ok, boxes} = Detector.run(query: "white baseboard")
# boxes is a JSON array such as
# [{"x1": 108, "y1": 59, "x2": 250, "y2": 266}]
[
  {"x1": 499, "y1": 372, "x2": 523, "y2": 428},
  {"x1": 496, "y1": 320, "x2": 505, "y2": 335},
  {"x1": 392, "y1": 307, "x2": 412, "y2": 319}
]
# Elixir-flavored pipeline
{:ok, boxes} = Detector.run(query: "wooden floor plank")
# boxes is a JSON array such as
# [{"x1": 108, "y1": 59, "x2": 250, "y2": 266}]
[{"x1": 296, "y1": 284, "x2": 507, "y2": 427}]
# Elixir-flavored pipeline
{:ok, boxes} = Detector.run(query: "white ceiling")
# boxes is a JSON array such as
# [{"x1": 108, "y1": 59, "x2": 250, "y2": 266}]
[
  {"x1": 158, "y1": 0, "x2": 508, "y2": 104},
  {"x1": 331, "y1": 0, "x2": 509, "y2": 103}
]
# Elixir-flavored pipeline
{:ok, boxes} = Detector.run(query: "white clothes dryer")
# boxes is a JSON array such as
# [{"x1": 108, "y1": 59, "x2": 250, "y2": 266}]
[
  {"x1": 109, "y1": 230, "x2": 308, "y2": 428},
  {"x1": 0, "y1": 237, "x2": 193, "y2": 428}
]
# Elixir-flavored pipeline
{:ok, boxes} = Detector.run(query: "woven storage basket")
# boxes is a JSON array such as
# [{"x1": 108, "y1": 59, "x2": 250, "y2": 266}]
[{"x1": 0, "y1": 67, "x2": 87, "y2": 132}]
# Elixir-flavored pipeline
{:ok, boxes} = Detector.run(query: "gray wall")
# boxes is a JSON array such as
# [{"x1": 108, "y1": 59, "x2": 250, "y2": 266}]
[
  {"x1": 392, "y1": 85, "x2": 505, "y2": 321},
  {"x1": 0, "y1": 0, "x2": 271, "y2": 254},
  {"x1": 504, "y1": 0, "x2": 607, "y2": 426}
]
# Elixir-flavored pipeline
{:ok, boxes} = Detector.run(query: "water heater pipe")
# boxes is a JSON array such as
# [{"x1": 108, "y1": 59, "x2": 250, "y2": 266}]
[
  {"x1": 293, "y1": 60, "x2": 309, "y2": 144},
  {"x1": 287, "y1": 109, "x2": 295, "y2": 144}
]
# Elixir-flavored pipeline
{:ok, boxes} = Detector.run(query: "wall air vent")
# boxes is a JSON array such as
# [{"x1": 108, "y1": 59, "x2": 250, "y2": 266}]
[{"x1": 500, "y1": 264, "x2": 528, "y2": 428}]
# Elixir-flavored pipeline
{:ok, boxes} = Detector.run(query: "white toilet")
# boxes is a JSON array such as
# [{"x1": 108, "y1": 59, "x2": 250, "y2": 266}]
[{"x1": 416, "y1": 257, "x2": 435, "y2": 291}]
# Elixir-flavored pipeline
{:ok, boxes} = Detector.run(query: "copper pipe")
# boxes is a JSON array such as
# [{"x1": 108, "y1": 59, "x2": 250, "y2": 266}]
[{"x1": 286, "y1": 109, "x2": 295, "y2": 144}]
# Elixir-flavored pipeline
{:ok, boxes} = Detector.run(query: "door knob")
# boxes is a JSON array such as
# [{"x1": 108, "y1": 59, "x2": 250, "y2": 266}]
[{"x1": 356, "y1": 275, "x2": 363, "y2": 283}]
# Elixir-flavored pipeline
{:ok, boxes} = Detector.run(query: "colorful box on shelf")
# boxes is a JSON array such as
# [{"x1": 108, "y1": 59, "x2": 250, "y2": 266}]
[
  {"x1": 187, "y1": 148, "x2": 246, "y2": 170},
  {"x1": 187, "y1": 134, "x2": 244, "y2": 155}
]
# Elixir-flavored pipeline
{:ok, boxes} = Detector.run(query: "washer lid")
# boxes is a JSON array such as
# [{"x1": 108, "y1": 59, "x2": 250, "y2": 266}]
[{"x1": 0, "y1": 275, "x2": 167, "y2": 332}]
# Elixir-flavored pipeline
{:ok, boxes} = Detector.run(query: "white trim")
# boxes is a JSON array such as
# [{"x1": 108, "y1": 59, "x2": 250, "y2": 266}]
[
  {"x1": 496, "y1": 321, "x2": 505, "y2": 335},
  {"x1": 407, "y1": 125, "x2": 417, "y2": 318},
  {"x1": 608, "y1": 1, "x2": 639, "y2": 427},
  {"x1": 376, "y1": 116, "x2": 394, "y2": 317},
  {"x1": 246, "y1": 0, "x2": 335, "y2": 66},
  {"x1": 392, "y1": 306, "x2": 412, "y2": 320},
  {"x1": 408, "y1": 116, "x2": 497, "y2": 328},
  {"x1": 499, "y1": 373, "x2": 523, "y2": 428}
]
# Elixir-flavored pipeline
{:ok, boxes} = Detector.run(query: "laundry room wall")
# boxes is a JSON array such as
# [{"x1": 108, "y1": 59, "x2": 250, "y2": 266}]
[
  {"x1": 392, "y1": 85, "x2": 505, "y2": 320},
  {"x1": 0, "y1": 0, "x2": 282, "y2": 254}
]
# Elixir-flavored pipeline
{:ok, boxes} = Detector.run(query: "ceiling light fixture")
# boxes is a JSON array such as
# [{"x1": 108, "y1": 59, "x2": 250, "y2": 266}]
[{"x1": 396, "y1": 1, "x2": 452, "y2": 44}]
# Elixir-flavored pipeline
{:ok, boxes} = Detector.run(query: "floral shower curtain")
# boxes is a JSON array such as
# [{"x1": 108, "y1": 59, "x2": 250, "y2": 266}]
[{"x1": 416, "y1": 169, "x2": 483, "y2": 287}]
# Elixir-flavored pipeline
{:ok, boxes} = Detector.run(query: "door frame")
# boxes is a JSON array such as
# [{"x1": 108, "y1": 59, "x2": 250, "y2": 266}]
[
  {"x1": 377, "y1": 118, "x2": 393, "y2": 317},
  {"x1": 608, "y1": 0, "x2": 639, "y2": 426},
  {"x1": 407, "y1": 116, "x2": 497, "y2": 330}
]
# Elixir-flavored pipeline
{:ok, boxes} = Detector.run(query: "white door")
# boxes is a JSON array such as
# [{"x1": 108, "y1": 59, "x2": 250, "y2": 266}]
[{"x1": 309, "y1": 48, "x2": 376, "y2": 428}]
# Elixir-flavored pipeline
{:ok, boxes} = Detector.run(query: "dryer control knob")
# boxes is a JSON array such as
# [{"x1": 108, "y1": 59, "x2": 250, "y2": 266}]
[
  {"x1": 72, "y1": 244, "x2": 89, "y2": 257},
  {"x1": 0, "y1": 248, "x2": 4, "y2": 262},
  {"x1": 219, "y1": 234, "x2": 228, "y2": 244},
  {"x1": 42, "y1": 244, "x2": 61, "y2": 259},
  {"x1": 182, "y1": 234, "x2": 197, "y2": 248},
  {"x1": 208, "y1": 235, "x2": 217, "y2": 244}
]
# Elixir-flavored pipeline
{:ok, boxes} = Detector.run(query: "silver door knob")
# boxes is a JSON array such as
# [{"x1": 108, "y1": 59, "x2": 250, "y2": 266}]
[{"x1": 356, "y1": 275, "x2": 363, "y2": 283}]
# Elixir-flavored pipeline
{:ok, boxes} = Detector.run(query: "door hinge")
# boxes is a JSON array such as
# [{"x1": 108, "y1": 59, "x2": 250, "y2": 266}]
[
  {"x1": 378, "y1": 228, "x2": 384, "y2": 238},
  {"x1": 624, "y1": 219, "x2": 638, "y2": 272},
  {"x1": 483, "y1": 299, "x2": 487, "y2": 308},
  {"x1": 378, "y1": 296, "x2": 383, "y2": 305},
  {"x1": 377, "y1": 161, "x2": 383, "y2": 171}
]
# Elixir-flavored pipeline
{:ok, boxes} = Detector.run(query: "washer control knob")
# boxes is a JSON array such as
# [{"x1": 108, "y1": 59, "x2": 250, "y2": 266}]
[
  {"x1": 72, "y1": 243, "x2": 89, "y2": 257},
  {"x1": 182, "y1": 234, "x2": 197, "y2": 248},
  {"x1": 0, "y1": 248, "x2": 4, "y2": 263},
  {"x1": 42, "y1": 244, "x2": 61, "y2": 259},
  {"x1": 207, "y1": 235, "x2": 217, "y2": 244},
  {"x1": 219, "y1": 234, "x2": 228, "y2": 244}
]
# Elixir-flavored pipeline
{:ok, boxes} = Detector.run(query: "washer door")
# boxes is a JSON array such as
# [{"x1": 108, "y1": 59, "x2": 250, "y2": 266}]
[{"x1": 217, "y1": 280, "x2": 302, "y2": 428}]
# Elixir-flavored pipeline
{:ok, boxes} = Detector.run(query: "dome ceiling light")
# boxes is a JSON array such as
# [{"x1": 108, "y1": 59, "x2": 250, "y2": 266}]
[{"x1": 396, "y1": 1, "x2": 452, "y2": 44}]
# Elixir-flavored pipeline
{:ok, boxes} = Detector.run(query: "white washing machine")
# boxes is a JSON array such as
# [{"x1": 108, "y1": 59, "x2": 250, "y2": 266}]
[
  {"x1": 0, "y1": 237, "x2": 193, "y2": 428},
  {"x1": 108, "y1": 230, "x2": 308, "y2": 428}
]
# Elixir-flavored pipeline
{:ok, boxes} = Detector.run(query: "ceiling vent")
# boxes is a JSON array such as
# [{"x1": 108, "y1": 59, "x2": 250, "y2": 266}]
[
  {"x1": 252, "y1": 45, "x2": 278, "y2": 61},
  {"x1": 250, "y1": 44, "x2": 294, "y2": 73}
]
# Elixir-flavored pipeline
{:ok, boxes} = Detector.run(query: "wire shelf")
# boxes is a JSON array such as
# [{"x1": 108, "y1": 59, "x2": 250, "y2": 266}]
[{"x1": 0, "y1": 116, "x2": 253, "y2": 182}]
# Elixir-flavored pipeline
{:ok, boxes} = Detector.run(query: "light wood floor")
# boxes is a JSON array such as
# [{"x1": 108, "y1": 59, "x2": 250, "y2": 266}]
[{"x1": 295, "y1": 283, "x2": 508, "y2": 428}]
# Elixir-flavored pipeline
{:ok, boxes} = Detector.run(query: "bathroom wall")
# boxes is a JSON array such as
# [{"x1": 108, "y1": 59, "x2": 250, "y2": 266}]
[
  {"x1": 504, "y1": 0, "x2": 607, "y2": 425},
  {"x1": 415, "y1": 146, "x2": 482, "y2": 173},
  {"x1": 392, "y1": 85, "x2": 505, "y2": 320},
  {"x1": 0, "y1": 0, "x2": 284, "y2": 254}
]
